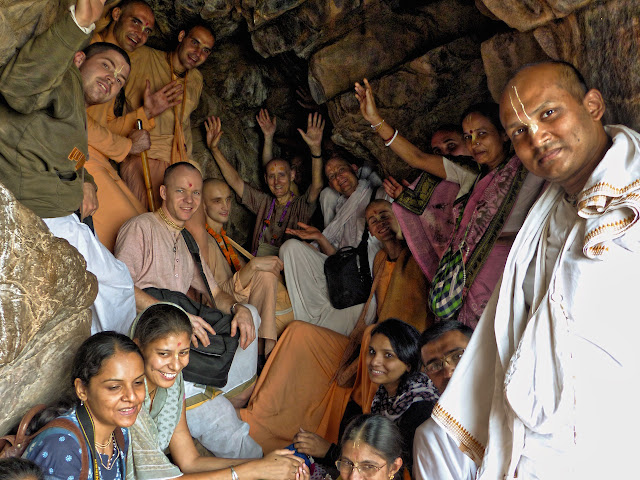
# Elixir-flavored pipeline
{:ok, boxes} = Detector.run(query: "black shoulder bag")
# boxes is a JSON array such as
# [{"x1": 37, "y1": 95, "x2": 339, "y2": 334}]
[
  {"x1": 143, "y1": 229, "x2": 239, "y2": 387},
  {"x1": 323, "y1": 189, "x2": 377, "y2": 309}
]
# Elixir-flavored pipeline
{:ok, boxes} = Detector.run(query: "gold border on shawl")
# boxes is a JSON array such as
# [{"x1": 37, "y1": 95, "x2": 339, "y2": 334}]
[
  {"x1": 583, "y1": 214, "x2": 634, "y2": 251},
  {"x1": 432, "y1": 403, "x2": 485, "y2": 464},
  {"x1": 395, "y1": 172, "x2": 442, "y2": 215},
  {"x1": 580, "y1": 178, "x2": 640, "y2": 200}
]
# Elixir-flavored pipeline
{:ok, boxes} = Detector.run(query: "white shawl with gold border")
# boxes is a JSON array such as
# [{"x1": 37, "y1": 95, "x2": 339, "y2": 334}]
[{"x1": 433, "y1": 125, "x2": 640, "y2": 479}]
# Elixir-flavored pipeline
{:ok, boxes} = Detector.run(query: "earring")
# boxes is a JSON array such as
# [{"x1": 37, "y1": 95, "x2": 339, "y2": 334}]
[{"x1": 80, "y1": 400, "x2": 84, "y2": 406}]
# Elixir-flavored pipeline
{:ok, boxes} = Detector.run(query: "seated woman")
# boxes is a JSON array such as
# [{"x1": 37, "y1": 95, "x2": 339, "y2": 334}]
[
  {"x1": 334, "y1": 415, "x2": 405, "y2": 480},
  {"x1": 355, "y1": 78, "x2": 545, "y2": 328},
  {"x1": 129, "y1": 303, "x2": 309, "y2": 480},
  {"x1": 292, "y1": 319, "x2": 438, "y2": 475},
  {"x1": 24, "y1": 332, "x2": 146, "y2": 480},
  {"x1": 240, "y1": 200, "x2": 430, "y2": 452}
]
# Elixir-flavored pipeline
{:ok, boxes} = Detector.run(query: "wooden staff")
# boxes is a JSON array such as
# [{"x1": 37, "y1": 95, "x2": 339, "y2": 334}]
[{"x1": 136, "y1": 119, "x2": 155, "y2": 211}]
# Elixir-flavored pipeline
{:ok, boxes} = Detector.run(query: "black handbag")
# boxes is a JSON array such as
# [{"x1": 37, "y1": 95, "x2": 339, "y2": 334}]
[
  {"x1": 144, "y1": 228, "x2": 238, "y2": 387},
  {"x1": 324, "y1": 222, "x2": 372, "y2": 309}
]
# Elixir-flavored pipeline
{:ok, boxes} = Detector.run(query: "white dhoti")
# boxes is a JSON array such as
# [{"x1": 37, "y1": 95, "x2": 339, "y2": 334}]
[
  {"x1": 184, "y1": 391, "x2": 262, "y2": 459},
  {"x1": 279, "y1": 239, "x2": 374, "y2": 336},
  {"x1": 43, "y1": 214, "x2": 136, "y2": 334},
  {"x1": 220, "y1": 303, "x2": 261, "y2": 394},
  {"x1": 413, "y1": 418, "x2": 476, "y2": 480}
]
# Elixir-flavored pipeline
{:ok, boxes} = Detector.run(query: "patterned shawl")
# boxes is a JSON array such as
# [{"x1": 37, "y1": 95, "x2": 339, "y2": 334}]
[{"x1": 371, "y1": 372, "x2": 439, "y2": 422}]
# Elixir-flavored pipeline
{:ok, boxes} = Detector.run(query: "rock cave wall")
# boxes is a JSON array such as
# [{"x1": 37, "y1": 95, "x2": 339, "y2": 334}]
[
  {"x1": 0, "y1": 0, "x2": 638, "y2": 435},
  {"x1": 2, "y1": 0, "x2": 638, "y2": 245}
]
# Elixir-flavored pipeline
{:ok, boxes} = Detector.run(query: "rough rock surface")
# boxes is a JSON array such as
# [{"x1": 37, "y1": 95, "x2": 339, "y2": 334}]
[
  {"x1": 0, "y1": 182, "x2": 96, "y2": 435},
  {"x1": 1, "y1": 0, "x2": 639, "y2": 237},
  {"x1": 481, "y1": 0, "x2": 640, "y2": 129},
  {"x1": 329, "y1": 36, "x2": 491, "y2": 180},
  {"x1": 307, "y1": 0, "x2": 496, "y2": 103},
  {"x1": 476, "y1": 0, "x2": 595, "y2": 32}
]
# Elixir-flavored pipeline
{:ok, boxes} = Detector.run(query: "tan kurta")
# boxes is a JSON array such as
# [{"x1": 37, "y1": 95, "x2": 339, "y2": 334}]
[
  {"x1": 120, "y1": 46, "x2": 203, "y2": 209},
  {"x1": 206, "y1": 235, "x2": 278, "y2": 341},
  {"x1": 115, "y1": 212, "x2": 217, "y2": 298}
]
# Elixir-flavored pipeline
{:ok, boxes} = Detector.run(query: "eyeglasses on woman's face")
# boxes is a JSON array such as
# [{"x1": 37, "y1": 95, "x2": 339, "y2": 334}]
[{"x1": 335, "y1": 459, "x2": 387, "y2": 478}]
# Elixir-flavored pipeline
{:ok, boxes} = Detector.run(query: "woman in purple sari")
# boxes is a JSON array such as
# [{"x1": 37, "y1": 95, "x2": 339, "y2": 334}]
[{"x1": 355, "y1": 79, "x2": 545, "y2": 328}]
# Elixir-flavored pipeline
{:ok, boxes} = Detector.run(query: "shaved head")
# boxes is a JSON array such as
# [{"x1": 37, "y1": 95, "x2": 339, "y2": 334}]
[
  {"x1": 514, "y1": 61, "x2": 588, "y2": 103},
  {"x1": 203, "y1": 177, "x2": 230, "y2": 193}
]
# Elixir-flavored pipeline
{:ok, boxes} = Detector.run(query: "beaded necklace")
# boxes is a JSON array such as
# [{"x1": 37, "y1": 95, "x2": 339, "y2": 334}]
[
  {"x1": 157, "y1": 208, "x2": 183, "y2": 231},
  {"x1": 254, "y1": 193, "x2": 294, "y2": 255},
  {"x1": 206, "y1": 224, "x2": 242, "y2": 273}
]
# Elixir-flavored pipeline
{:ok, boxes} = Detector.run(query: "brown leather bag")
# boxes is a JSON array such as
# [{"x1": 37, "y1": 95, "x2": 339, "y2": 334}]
[{"x1": 0, "y1": 404, "x2": 89, "y2": 479}]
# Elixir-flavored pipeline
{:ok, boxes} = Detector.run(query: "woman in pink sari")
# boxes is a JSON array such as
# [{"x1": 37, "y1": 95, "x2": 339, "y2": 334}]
[{"x1": 355, "y1": 79, "x2": 545, "y2": 328}]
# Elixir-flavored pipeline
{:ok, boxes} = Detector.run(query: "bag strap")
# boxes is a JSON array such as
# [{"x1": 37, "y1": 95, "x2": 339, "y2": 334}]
[
  {"x1": 39, "y1": 418, "x2": 91, "y2": 480},
  {"x1": 181, "y1": 228, "x2": 217, "y2": 309},
  {"x1": 0, "y1": 405, "x2": 90, "y2": 480},
  {"x1": 355, "y1": 187, "x2": 379, "y2": 277}
]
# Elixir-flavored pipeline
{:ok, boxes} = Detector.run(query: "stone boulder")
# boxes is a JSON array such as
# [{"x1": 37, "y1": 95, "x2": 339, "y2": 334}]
[
  {"x1": 0, "y1": 182, "x2": 96, "y2": 435},
  {"x1": 307, "y1": 0, "x2": 496, "y2": 103},
  {"x1": 328, "y1": 36, "x2": 491, "y2": 181},
  {"x1": 481, "y1": 0, "x2": 640, "y2": 129},
  {"x1": 481, "y1": 30, "x2": 550, "y2": 101},
  {"x1": 476, "y1": 0, "x2": 595, "y2": 32}
]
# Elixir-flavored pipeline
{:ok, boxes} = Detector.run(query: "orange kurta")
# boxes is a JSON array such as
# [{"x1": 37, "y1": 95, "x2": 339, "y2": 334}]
[
  {"x1": 240, "y1": 247, "x2": 430, "y2": 452},
  {"x1": 120, "y1": 46, "x2": 203, "y2": 209},
  {"x1": 86, "y1": 31, "x2": 155, "y2": 251}
]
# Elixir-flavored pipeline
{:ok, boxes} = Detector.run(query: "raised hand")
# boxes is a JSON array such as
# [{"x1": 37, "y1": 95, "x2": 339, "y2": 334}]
[
  {"x1": 297, "y1": 112, "x2": 325, "y2": 152},
  {"x1": 383, "y1": 175, "x2": 405, "y2": 199},
  {"x1": 205, "y1": 116, "x2": 223, "y2": 150},
  {"x1": 143, "y1": 79, "x2": 183, "y2": 119},
  {"x1": 74, "y1": 0, "x2": 106, "y2": 28},
  {"x1": 285, "y1": 222, "x2": 323, "y2": 242},
  {"x1": 256, "y1": 109, "x2": 277, "y2": 138},
  {"x1": 354, "y1": 78, "x2": 383, "y2": 125}
]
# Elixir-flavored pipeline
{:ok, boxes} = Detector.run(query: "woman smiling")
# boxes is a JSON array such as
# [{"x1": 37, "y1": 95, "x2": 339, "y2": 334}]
[
  {"x1": 24, "y1": 332, "x2": 146, "y2": 480},
  {"x1": 129, "y1": 303, "x2": 308, "y2": 480},
  {"x1": 355, "y1": 79, "x2": 545, "y2": 328}
]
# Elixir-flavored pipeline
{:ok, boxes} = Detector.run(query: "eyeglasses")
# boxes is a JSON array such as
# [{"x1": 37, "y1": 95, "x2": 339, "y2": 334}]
[
  {"x1": 423, "y1": 348, "x2": 465, "y2": 374},
  {"x1": 335, "y1": 460, "x2": 387, "y2": 477}
]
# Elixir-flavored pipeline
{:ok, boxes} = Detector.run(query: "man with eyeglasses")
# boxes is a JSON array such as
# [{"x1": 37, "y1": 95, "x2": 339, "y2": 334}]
[{"x1": 413, "y1": 321, "x2": 476, "y2": 480}]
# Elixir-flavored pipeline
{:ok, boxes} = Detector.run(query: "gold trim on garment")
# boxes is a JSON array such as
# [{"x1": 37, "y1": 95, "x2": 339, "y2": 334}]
[
  {"x1": 432, "y1": 403, "x2": 485, "y2": 464},
  {"x1": 583, "y1": 215, "x2": 634, "y2": 249}
]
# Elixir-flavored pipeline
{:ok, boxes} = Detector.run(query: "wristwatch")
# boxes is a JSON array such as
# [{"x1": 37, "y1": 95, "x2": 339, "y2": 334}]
[{"x1": 231, "y1": 302, "x2": 240, "y2": 315}]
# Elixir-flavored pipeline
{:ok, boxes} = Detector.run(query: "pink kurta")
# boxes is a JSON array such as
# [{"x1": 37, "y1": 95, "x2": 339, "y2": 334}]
[{"x1": 115, "y1": 212, "x2": 218, "y2": 297}]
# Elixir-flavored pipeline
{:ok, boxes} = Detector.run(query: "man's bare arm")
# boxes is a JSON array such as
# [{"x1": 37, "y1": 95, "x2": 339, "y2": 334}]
[{"x1": 205, "y1": 116, "x2": 245, "y2": 197}]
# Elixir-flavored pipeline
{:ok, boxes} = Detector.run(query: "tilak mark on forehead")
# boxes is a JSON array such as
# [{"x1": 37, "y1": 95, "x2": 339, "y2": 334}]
[
  {"x1": 509, "y1": 85, "x2": 538, "y2": 134},
  {"x1": 114, "y1": 64, "x2": 125, "y2": 80}
]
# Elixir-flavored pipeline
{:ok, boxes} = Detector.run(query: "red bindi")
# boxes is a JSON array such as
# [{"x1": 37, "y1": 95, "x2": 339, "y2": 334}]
[{"x1": 177, "y1": 342, "x2": 182, "y2": 347}]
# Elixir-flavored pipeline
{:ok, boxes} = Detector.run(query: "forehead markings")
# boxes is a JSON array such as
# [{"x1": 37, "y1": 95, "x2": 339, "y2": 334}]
[
  {"x1": 113, "y1": 64, "x2": 126, "y2": 80},
  {"x1": 509, "y1": 85, "x2": 538, "y2": 134}
]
